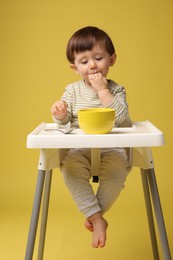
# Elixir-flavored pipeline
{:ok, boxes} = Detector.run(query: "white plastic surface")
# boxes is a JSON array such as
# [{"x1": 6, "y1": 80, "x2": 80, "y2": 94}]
[{"x1": 27, "y1": 121, "x2": 165, "y2": 149}]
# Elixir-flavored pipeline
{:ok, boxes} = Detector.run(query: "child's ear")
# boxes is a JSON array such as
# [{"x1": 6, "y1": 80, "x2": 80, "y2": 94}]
[
  {"x1": 110, "y1": 53, "x2": 117, "y2": 66},
  {"x1": 70, "y1": 64, "x2": 80, "y2": 74}
]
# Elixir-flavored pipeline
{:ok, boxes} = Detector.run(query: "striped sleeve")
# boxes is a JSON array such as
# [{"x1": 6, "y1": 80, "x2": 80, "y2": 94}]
[{"x1": 107, "y1": 82, "x2": 128, "y2": 125}]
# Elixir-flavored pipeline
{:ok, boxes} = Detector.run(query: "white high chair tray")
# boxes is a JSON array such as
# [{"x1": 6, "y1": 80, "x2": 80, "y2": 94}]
[{"x1": 27, "y1": 121, "x2": 164, "y2": 149}]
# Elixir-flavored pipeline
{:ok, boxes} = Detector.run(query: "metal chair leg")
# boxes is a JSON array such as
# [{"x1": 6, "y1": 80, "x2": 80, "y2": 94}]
[
  {"x1": 141, "y1": 169, "x2": 160, "y2": 260},
  {"x1": 147, "y1": 169, "x2": 172, "y2": 260},
  {"x1": 38, "y1": 170, "x2": 53, "y2": 260},
  {"x1": 25, "y1": 170, "x2": 46, "y2": 260}
]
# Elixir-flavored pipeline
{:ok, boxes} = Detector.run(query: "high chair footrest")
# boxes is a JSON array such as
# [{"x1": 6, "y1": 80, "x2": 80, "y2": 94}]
[{"x1": 92, "y1": 176, "x2": 99, "y2": 183}]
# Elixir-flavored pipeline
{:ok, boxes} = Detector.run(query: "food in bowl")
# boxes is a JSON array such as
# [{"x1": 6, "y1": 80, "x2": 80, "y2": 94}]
[{"x1": 78, "y1": 108, "x2": 115, "y2": 134}]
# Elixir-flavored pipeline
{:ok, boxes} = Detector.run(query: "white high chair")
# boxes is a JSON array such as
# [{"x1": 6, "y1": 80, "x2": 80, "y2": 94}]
[{"x1": 25, "y1": 120, "x2": 172, "y2": 260}]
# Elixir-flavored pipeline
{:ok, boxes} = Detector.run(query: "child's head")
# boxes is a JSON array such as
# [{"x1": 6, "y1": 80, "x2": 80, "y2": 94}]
[{"x1": 66, "y1": 26, "x2": 115, "y2": 64}]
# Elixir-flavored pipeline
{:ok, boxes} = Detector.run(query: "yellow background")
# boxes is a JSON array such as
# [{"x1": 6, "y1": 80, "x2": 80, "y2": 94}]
[{"x1": 0, "y1": 0, "x2": 173, "y2": 259}]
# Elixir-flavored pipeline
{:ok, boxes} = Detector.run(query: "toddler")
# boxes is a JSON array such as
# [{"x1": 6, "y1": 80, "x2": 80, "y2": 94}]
[{"x1": 51, "y1": 26, "x2": 130, "y2": 248}]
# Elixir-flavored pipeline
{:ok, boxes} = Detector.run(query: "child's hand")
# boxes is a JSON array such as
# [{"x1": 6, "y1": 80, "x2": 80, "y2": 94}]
[
  {"x1": 51, "y1": 100, "x2": 68, "y2": 120},
  {"x1": 88, "y1": 72, "x2": 108, "y2": 93}
]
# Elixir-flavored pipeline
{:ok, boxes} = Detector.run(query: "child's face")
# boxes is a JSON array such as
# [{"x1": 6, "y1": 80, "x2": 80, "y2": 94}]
[{"x1": 70, "y1": 43, "x2": 116, "y2": 86}]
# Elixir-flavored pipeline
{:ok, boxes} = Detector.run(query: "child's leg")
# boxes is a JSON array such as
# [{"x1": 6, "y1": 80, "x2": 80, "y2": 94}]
[
  {"x1": 84, "y1": 150, "x2": 128, "y2": 248},
  {"x1": 60, "y1": 149, "x2": 101, "y2": 217},
  {"x1": 60, "y1": 149, "x2": 108, "y2": 247},
  {"x1": 96, "y1": 150, "x2": 129, "y2": 213}
]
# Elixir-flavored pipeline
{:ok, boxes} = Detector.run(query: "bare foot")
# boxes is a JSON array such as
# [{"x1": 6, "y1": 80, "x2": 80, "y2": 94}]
[
  {"x1": 87, "y1": 212, "x2": 108, "y2": 248},
  {"x1": 84, "y1": 219, "x2": 93, "y2": 232}
]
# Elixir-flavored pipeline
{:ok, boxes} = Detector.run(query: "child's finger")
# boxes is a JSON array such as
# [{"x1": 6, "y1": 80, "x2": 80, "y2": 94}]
[{"x1": 60, "y1": 101, "x2": 68, "y2": 112}]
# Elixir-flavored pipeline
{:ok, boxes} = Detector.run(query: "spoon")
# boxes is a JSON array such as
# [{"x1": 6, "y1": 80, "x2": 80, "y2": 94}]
[{"x1": 44, "y1": 128, "x2": 74, "y2": 134}]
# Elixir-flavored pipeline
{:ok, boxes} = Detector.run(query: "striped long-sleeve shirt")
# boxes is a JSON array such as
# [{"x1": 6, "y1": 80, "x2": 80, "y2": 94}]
[{"x1": 53, "y1": 79, "x2": 128, "y2": 128}]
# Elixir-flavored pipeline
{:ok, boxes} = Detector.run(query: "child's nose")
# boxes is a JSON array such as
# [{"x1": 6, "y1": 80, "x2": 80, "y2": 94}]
[{"x1": 89, "y1": 59, "x2": 97, "y2": 69}]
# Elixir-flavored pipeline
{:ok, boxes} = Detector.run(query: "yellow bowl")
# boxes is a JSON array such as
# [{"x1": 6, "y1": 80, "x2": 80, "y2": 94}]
[{"x1": 78, "y1": 108, "x2": 115, "y2": 134}]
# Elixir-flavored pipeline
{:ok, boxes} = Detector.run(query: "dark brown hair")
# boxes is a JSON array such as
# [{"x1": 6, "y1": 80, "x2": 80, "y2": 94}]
[{"x1": 66, "y1": 26, "x2": 115, "y2": 63}]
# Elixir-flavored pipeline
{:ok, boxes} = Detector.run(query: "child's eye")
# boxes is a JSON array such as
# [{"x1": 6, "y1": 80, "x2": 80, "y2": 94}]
[
  {"x1": 95, "y1": 57, "x2": 102, "y2": 61},
  {"x1": 81, "y1": 60, "x2": 88, "y2": 64}
]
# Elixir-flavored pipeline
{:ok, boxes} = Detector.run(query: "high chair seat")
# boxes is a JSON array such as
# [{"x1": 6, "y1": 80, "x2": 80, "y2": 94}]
[{"x1": 25, "y1": 121, "x2": 172, "y2": 260}]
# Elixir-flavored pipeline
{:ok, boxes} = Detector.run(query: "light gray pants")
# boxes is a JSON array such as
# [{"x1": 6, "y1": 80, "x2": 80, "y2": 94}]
[{"x1": 60, "y1": 148, "x2": 129, "y2": 218}]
